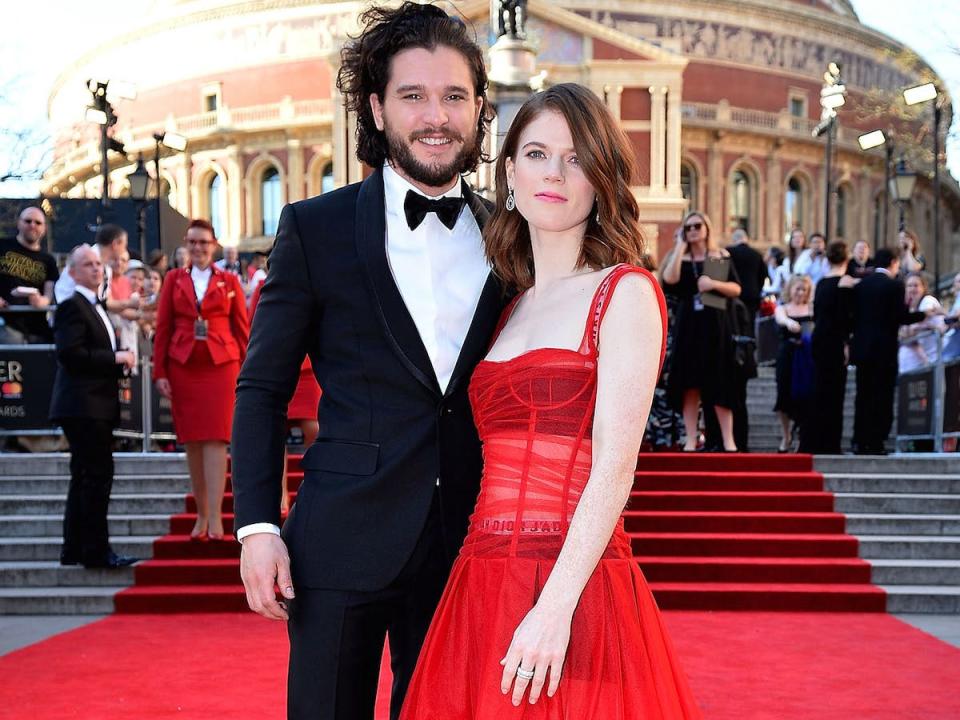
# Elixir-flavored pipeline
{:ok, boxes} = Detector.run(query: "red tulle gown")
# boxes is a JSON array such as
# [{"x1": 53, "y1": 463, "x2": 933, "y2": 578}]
[{"x1": 400, "y1": 264, "x2": 702, "y2": 719}]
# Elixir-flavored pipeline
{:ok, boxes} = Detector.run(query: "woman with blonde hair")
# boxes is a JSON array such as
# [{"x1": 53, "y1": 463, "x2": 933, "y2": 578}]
[
  {"x1": 660, "y1": 211, "x2": 742, "y2": 451},
  {"x1": 773, "y1": 274, "x2": 814, "y2": 452},
  {"x1": 401, "y1": 83, "x2": 700, "y2": 717}
]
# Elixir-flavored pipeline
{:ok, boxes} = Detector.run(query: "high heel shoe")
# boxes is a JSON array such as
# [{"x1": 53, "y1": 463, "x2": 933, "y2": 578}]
[
  {"x1": 208, "y1": 532, "x2": 225, "y2": 542},
  {"x1": 190, "y1": 530, "x2": 209, "y2": 542}
]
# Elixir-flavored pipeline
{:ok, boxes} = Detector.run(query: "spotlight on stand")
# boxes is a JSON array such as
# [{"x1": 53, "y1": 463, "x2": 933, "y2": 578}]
[{"x1": 858, "y1": 130, "x2": 886, "y2": 151}]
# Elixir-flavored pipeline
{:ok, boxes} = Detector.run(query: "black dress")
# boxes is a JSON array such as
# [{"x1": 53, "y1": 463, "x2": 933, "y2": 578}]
[
  {"x1": 801, "y1": 276, "x2": 851, "y2": 454},
  {"x1": 663, "y1": 260, "x2": 737, "y2": 410},
  {"x1": 773, "y1": 312, "x2": 814, "y2": 424}
]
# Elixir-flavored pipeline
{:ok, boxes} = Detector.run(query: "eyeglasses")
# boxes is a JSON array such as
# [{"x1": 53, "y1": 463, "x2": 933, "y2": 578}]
[
  {"x1": 187, "y1": 239, "x2": 214, "y2": 247},
  {"x1": 22, "y1": 219, "x2": 44, "y2": 225},
  {"x1": 684, "y1": 222, "x2": 703, "y2": 232}
]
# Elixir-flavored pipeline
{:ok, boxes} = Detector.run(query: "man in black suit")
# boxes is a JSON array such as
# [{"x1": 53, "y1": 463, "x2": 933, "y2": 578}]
[
  {"x1": 232, "y1": 4, "x2": 504, "y2": 718},
  {"x1": 850, "y1": 247, "x2": 929, "y2": 454},
  {"x1": 51, "y1": 245, "x2": 137, "y2": 568}
]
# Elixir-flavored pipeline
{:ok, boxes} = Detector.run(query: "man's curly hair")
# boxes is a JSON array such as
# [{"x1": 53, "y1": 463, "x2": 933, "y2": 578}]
[{"x1": 337, "y1": 2, "x2": 493, "y2": 172}]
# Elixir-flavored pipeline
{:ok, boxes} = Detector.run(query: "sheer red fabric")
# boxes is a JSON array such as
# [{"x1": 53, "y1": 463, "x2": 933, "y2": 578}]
[{"x1": 400, "y1": 265, "x2": 702, "y2": 719}]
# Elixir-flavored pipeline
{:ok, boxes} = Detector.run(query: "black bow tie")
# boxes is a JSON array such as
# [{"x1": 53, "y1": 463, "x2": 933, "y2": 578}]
[{"x1": 403, "y1": 190, "x2": 465, "y2": 231}]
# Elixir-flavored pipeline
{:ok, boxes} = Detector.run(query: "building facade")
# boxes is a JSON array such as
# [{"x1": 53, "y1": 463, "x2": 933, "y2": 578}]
[{"x1": 42, "y1": 0, "x2": 959, "y2": 276}]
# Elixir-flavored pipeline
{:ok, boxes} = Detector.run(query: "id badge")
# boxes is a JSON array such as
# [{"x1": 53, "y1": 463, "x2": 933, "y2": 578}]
[
  {"x1": 194, "y1": 318, "x2": 209, "y2": 340},
  {"x1": 693, "y1": 293, "x2": 705, "y2": 312}
]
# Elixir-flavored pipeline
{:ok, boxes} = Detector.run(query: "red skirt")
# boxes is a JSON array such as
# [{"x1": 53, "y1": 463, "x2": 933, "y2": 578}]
[
  {"x1": 287, "y1": 365, "x2": 321, "y2": 421},
  {"x1": 166, "y1": 343, "x2": 239, "y2": 443}
]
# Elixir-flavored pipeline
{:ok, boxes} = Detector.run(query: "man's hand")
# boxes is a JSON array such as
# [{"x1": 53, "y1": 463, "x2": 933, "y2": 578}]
[
  {"x1": 240, "y1": 533, "x2": 295, "y2": 620},
  {"x1": 28, "y1": 294, "x2": 50, "y2": 308},
  {"x1": 115, "y1": 350, "x2": 136, "y2": 370},
  {"x1": 155, "y1": 378, "x2": 172, "y2": 399}
]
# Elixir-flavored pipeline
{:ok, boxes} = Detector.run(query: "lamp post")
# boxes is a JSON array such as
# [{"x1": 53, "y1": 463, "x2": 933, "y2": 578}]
[
  {"x1": 151, "y1": 132, "x2": 187, "y2": 258},
  {"x1": 903, "y1": 82, "x2": 942, "y2": 295},
  {"x1": 127, "y1": 155, "x2": 151, "y2": 261},
  {"x1": 85, "y1": 79, "x2": 136, "y2": 210},
  {"x1": 813, "y1": 62, "x2": 846, "y2": 240},
  {"x1": 857, "y1": 129, "x2": 895, "y2": 248},
  {"x1": 889, "y1": 157, "x2": 918, "y2": 234}
]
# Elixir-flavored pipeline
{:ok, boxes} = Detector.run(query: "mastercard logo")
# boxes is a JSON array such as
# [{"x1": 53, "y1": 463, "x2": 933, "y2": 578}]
[{"x1": 1, "y1": 382, "x2": 23, "y2": 398}]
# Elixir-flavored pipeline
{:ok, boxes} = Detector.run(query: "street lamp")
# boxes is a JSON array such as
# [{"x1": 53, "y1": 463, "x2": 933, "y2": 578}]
[
  {"x1": 127, "y1": 155, "x2": 151, "y2": 261},
  {"x1": 903, "y1": 81, "x2": 942, "y2": 295},
  {"x1": 889, "y1": 157, "x2": 917, "y2": 233},
  {"x1": 857, "y1": 129, "x2": 895, "y2": 246},
  {"x1": 151, "y1": 132, "x2": 187, "y2": 258},
  {"x1": 813, "y1": 62, "x2": 846, "y2": 241}
]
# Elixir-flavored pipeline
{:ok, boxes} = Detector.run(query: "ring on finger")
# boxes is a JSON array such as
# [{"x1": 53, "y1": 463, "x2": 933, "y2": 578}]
[{"x1": 516, "y1": 667, "x2": 535, "y2": 680}]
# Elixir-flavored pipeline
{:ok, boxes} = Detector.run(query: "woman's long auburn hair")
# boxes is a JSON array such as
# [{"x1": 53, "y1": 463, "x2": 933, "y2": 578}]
[{"x1": 483, "y1": 83, "x2": 650, "y2": 291}]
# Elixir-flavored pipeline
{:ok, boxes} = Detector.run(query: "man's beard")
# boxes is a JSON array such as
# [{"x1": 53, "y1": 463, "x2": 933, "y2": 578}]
[{"x1": 384, "y1": 121, "x2": 475, "y2": 188}]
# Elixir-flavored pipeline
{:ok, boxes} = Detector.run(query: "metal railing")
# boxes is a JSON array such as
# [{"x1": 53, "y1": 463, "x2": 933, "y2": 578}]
[{"x1": 895, "y1": 329, "x2": 959, "y2": 452}]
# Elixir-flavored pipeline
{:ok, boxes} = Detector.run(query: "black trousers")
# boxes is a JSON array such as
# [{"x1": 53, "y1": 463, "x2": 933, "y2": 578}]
[
  {"x1": 61, "y1": 418, "x2": 115, "y2": 563},
  {"x1": 853, "y1": 361, "x2": 898, "y2": 453},
  {"x1": 801, "y1": 343, "x2": 847, "y2": 454},
  {"x1": 287, "y1": 491, "x2": 450, "y2": 720}
]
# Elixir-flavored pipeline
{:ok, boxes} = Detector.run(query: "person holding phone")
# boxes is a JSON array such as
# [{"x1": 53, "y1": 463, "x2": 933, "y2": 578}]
[{"x1": 660, "y1": 211, "x2": 742, "y2": 451}]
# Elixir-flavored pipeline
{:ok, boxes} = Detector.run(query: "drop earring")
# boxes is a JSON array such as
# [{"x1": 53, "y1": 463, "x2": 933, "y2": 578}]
[{"x1": 505, "y1": 188, "x2": 516, "y2": 211}]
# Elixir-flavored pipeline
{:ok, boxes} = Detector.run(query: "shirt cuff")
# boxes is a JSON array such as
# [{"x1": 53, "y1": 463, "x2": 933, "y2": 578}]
[{"x1": 236, "y1": 522, "x2": 281, "y2": 543}]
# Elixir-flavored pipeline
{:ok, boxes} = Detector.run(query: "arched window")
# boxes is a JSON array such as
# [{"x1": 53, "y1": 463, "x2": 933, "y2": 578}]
[
  {"x1": 784, "y1": 176, "x2": 804, "y2": 235},
  {"x1": 261, "y1": 167, "x2": 282, "y2": 236},
  {"x1": 680, "y1": 163, "x2": 698, "y2": 211},
  {"x1": 321, "y1": 162, "x2": 335, "y2": 194},
  {"x1": 729, "y1": 169, "x2": 752, "y2": 235},
  {"x1": 836, "y1": 185, "x2": 848, "y2": 239},
  {"x1": 208, "y1": 173, "x2": 225, "y2": 239}
]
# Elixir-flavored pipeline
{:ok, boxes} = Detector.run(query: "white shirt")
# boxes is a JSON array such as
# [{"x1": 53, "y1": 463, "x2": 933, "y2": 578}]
[
  {"x1": 75, "y1": 285, "x2": 117, "y2": 351},
  {"x1": 898, "y1": 295, "x2": 944, "y2": 373},
  {"x1": 236, "y1": 163, "x2": 491, "y2": 542},
  {"x1": 55, "y1": 245, "x2": 112, "y2": 303},
  {"x1": 190, "y1": 265, "x2": 212, "y2": 303}
]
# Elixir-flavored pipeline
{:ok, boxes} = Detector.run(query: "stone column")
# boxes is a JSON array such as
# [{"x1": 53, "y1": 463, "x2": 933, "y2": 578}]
[
  {"x1": 286, "y1": 138, "x2": 304, "y2": 203},
  {"x1": 766, "y1": 143, "x2": 782, "y2": 245},
  {"x1": 224, "y1": 145, "x2": 243, "y2": 244},
  {"x1": 707, "y1": 132, "x2": 724, "y2": 224},
  {"x1": 649, "y1": 86, "x2": 667, "y2": 193},
  {"x1": 176, "y1": 151, "x2": 192, "y2": 217},
  {"x1": 665, "y1": 85, "x2": 682, "y2": 194}
]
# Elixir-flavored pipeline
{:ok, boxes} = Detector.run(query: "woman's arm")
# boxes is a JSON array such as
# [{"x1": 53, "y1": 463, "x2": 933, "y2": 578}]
[
  {"x1": 660, "y1": 229, "x2": 686, "y2": 285},
  {"x1": 499, "y1": 273, "x2": 663, "y2": 706}
]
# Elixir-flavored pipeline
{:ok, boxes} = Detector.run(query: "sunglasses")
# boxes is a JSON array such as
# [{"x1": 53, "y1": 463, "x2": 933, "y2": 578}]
[
  {"x1": 684, "y1": 222, "x2": 703, "y2": 232},
  {"x1": 22, "y1": 219, "x2": 44, "y2": 225}
]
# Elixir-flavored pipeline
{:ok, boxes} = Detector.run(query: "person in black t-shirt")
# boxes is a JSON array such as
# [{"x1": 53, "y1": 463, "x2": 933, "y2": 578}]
[
  {"x1": 0, "y1": 206, "x2": 59, "y2": 343},
  {"x1": 845, "y1": 240, "x2": 874, "y2": 279}
]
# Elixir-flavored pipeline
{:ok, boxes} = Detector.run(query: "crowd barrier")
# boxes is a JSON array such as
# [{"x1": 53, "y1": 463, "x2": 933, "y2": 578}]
[{"x1": 896, "y1": 330, "x2": 960, "y2": 452}]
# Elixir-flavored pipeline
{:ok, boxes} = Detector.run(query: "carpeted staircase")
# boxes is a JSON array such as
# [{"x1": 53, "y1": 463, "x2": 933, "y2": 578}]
[{"x1": 113, "y1": 452, "x2": 887, "y2": 613}]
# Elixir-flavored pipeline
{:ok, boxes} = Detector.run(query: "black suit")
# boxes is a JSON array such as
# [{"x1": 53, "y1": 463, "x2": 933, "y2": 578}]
[
  {"x1": 233, "y1": 169, "x2": 506, "y2": 719},
  {"x1": 50, "y1": 292, "x2": 124, "y2": 565},
  {"x1": 850, "y1": 270, "x2": 925, "y2": 453}
]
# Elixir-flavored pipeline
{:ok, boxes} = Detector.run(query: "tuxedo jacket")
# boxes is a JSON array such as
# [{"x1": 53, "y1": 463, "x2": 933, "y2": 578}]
[
  {"x1": 850, "y1": 270, "x2": 925, "y2": 366},
  {"x1": 152, "y1": 265, "x2": 249, "y2": 380},
  {"x1": 49, "y1": 293, "x2": 123, "y2": 423},
  {"x1": 232, "y1": 168, "x2": 507, "y2": 591}
]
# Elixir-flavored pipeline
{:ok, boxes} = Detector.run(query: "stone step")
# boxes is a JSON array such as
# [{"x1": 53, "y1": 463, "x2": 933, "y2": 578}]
[
  {"x1": 0, "y1": 537, "x2": 156, "y2": 561},
  {"x1": 880, "y1": 585, "x2": 960, "y2": 614},
  {"x1": 0, "y1": 586, "x2": 124, "y2": 615},
  {"x1": 0, "y1": 515, "x2": 171, "y2": 537},
  {"x1": 845, "y1": 514, "x2": 960, "y2": 535},
  {"x1": 825, "y1": 474, "x2": 960, "y2": 494},
  {"x1": 0, "y1": 561, "x2": 136, "y2": 587},
  {"x1": 835, "y1": 494, "x2": 960, "y2": 514},
  {"x1": 0, "y1": 494, "x2": 186, "y2": 516},
  {"x1": 0, "y1": 475, "x2": 191, "y2": 495},
  {"x1": 0, "y1": 453, "x2": 187, "y2": 477},
  {"x1": 870, "y1": 559, "x2": 960, "y2": 586},
  {"x1": 857, "y1": 536, "x2": 960, "y2": 559},
  {"x1": 815, "y1": 455, "x2": 958, "y2": 475}
]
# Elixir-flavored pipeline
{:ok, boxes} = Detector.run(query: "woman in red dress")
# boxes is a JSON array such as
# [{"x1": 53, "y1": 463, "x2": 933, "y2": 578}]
[
  {"x1": 154, "y1": 219, "x2": 249, "y2": 540},
  {"x1": 400, "y1": 84, "x2": 701, "y2": 718},
  {"x1": 249, "y1": 282, "x2": 320, "y2": 512}
]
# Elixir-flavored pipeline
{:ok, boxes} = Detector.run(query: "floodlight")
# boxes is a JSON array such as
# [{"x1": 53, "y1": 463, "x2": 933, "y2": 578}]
[
  {"x1": 903, "y1": 83, "x2": 937, "y2": 106},
  {"x1": 85, "y1": 107, "x2": 108, "y2": 125},
  {"x1": 857, "y1": 130, "x2": 886, "y2": 151}
]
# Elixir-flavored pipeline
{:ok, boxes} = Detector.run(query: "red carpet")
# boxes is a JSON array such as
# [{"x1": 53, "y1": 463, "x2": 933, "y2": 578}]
[
  {"x1": 3, "y1": 612, "x2": 959, "y2": 719},
  {"x1": 116, "y1": 453, "x2": 886, "y2": 613}
]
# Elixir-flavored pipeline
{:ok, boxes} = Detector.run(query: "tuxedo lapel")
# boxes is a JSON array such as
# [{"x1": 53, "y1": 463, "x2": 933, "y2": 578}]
[
  {"x1": 74, "y1": 294, "x2": 113, "y2": 349},
  {"x1": 355, "y1": 168, "x2": 442, "y2": 396}
]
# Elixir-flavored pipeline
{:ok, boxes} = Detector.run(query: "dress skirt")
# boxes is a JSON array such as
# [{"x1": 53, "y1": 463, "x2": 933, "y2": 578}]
[{"x1": 167, "y1": 342, "x2": 239, "y2": 443}]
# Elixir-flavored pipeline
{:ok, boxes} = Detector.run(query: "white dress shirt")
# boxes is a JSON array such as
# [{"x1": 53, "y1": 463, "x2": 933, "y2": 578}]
[
  {"x1": 190, "y1": 265, "x2": 212, "y2": 303},
  {"x1": 236, "y1": 164, "x2": 491, "y2": 543},
  {"x1": 74, "y1": 285, "x2": 117, "y2": 351}
]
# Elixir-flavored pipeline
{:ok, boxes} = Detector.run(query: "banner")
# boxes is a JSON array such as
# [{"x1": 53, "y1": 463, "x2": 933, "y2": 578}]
[
  {"x1": 0, "y1": 346, "x2": 58, "y2": 431},
  {"x1": 897, "y1": 368, "x2": 935, "y2": 437},
  {"x1": 944, "y1": 361, "x2": 960, "y2": 434}
]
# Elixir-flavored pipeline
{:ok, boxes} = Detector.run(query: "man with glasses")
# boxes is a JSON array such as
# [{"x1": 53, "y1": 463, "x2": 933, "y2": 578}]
[{"x1": 0, "y1": 206, "x2": 58, "y2": 344}]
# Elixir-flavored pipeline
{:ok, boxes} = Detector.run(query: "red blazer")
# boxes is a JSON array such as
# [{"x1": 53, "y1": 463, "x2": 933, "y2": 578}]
[{"x1": 153, "y1": 265, "x2": 249, "y2": 380}]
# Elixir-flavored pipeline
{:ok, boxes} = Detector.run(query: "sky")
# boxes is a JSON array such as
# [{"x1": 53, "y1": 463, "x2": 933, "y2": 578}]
[{"x1": 1, "y1": 0, "x2": 958, "y2": 198}]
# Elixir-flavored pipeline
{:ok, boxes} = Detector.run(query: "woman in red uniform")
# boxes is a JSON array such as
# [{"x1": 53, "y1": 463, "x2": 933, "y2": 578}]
[
  {"x1": 154, "y1": 220, "x2": 249, "y2": 540},
  {"x1": 249, "y1": 282, "x2": 320, "y2": 512}
]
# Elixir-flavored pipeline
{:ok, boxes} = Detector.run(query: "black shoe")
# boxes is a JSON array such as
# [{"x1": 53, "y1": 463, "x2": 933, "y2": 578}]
[
  {"x1": 60, "y1": 554, "x2": 80, "y2": 566},
  {"x1": 83, "y1": 551, "x2": 139, "y2": 569}
]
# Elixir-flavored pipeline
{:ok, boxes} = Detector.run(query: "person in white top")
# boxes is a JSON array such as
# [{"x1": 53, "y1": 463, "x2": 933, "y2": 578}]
[{"x1": 898, "y1": 272, "x2": 945, "y2": 372}]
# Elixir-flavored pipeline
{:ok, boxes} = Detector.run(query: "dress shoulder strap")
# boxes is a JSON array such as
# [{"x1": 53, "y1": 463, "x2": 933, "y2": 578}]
[
  {"x1": 487, "y1": 290, "x2": 524, "y2": 351},
  {"x1": 581, "y1": 264, "x2": 669, "y2": 372}
]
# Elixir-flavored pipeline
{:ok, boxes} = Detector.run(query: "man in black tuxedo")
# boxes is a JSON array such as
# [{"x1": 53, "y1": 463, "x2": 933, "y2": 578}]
[
  {"x1": 232, "y1": 4, "x2": 504, "y2": 718},
  {"x1": 51, "y1": 245, "x2": 137, "y2": 568},
  {"x1": 850, "y1": 248, "x2": 928, "y2": 454}
]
